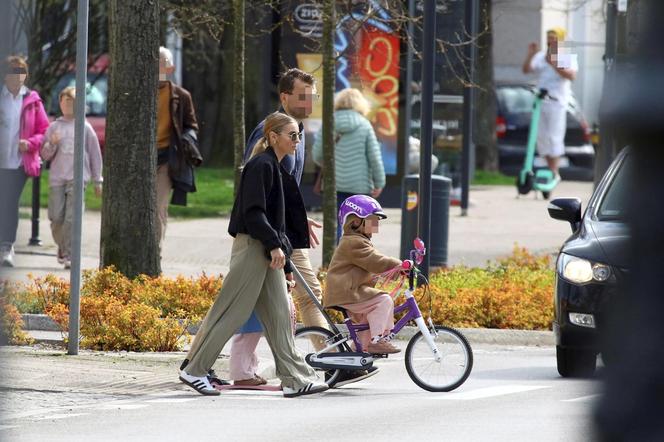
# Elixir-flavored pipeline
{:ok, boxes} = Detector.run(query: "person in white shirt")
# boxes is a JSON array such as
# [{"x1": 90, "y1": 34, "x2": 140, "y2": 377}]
[{"x1": 522, "y1": 28, "x2": 578, "y2": 179}]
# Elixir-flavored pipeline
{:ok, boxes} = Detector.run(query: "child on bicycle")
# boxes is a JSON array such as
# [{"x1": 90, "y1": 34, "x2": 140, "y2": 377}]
[{"x1": 323, "y1": 195, "x2": 403, "y2": 354}]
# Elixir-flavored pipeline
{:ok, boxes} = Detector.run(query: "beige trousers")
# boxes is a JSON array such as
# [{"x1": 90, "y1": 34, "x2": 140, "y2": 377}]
[
  {"x1": 184, "y1": 234, "x2": 317, "y2": 389},
  {"x1": 48, "y1": 181, "x2": 81, "y2": 258},
  {"x1": 228, "y1": 248, "x2": 329, "y2": 377},
  {"x1": 156, "y1": 163, "x2": 172, "y2": 246}
]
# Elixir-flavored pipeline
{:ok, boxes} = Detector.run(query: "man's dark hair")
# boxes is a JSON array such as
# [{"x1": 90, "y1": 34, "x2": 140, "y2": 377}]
[{"x1": 278, "y1": 68, "x2": 315, "y2": 94}]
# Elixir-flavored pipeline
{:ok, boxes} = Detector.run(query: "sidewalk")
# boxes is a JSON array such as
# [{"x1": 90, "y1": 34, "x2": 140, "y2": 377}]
[{"x1": 2, "y1": 181, "x2": 593, "y2": 283}]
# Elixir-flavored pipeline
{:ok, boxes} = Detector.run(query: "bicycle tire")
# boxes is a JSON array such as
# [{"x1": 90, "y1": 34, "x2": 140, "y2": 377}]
[
  {"x1": 405, "y1": 325, "x2": 473, "y2": 392},
  {"x1": 294, "y1": 326, "x2": 343, "y2": 387}
]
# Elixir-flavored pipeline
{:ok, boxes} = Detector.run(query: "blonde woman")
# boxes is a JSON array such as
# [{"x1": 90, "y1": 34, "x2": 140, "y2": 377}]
[
  {"x1": 312, "y1": 88, "x2": 385, "y2": 240},
  {"x1": 179, "y1": 112, "x2": 327, "y2": 398}
]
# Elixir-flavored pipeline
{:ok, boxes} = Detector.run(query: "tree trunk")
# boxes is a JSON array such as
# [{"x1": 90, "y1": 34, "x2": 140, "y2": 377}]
[
  {"x1": 473, "y1": 0, "x2": 498, "y2": 171},
  {"x1": 232, "y1": 0, "x2": 245, "y2": 194},
  {"x1": 321, "y1": 0, "x2": 336, "y2": 267},
  {"x1": 101, "y1": 0, "x2": 160, "y2": 278}
]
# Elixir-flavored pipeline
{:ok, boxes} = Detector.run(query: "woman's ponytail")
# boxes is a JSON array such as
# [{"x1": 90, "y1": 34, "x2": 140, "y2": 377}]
[{"x1": 249, "y1": 136, "x2": 269, "y2": 159}]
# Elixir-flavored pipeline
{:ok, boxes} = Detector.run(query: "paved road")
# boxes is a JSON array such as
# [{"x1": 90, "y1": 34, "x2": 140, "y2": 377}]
[
  {"x1": 0, "y1": 338, "x2": 602, "y2": 441},
  {"x1": 2, "y1": 181, "x2": 593, "y2": 284}
]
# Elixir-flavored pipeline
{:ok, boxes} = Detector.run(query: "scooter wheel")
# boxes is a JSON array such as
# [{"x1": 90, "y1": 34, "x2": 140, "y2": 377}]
[
  {"x1": 516, "y1": 173, "x2": 534, "y2": 195},
  {"x1": 542, "y1": 191, "x2": 551, "y2": 200}
]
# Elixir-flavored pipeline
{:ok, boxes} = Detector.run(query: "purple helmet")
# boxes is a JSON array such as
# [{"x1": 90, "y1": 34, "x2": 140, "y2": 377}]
[{"x1": 338, "y1": 195, "x2": 386, "y2": 226}]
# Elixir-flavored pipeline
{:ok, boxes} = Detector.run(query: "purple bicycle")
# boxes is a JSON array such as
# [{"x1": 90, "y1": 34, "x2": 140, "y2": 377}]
[{"x1": 293, "y1": 238, "x2": 473, "y2": 392}]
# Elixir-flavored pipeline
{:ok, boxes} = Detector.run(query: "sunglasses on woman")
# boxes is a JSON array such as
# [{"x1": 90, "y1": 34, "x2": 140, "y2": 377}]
[{"x1": 287, "y1": 131, "x2": 302, "y2": 142}]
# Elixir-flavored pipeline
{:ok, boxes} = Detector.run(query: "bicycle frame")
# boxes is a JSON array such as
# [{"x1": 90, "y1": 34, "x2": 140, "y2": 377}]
[{"x1": 291, "y1": 246, "x2": 442, "y2": 362}]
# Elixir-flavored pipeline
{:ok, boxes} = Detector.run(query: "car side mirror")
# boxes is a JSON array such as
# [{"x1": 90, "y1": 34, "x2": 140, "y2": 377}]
[{"x1": 548, "y1": 198, "x2": 582, "y2": 232}]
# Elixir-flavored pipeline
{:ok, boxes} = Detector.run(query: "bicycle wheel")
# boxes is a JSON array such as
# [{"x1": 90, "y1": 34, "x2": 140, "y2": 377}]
[
  {"x1": 405, "y1": 325, "x2": 473, "y2": 392},
  {"x1": 294, "y1": 326, "x2": 343, "y2": 387}
]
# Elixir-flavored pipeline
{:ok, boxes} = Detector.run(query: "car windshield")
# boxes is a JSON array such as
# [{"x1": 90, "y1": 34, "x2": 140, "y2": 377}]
[
  {"x1": 597, "y1": 154, "x2": 631, "y2": 221},
  {"x1": 497, "y1": 86, "x2": 534, "y2": 113},
  {"x1": 49, "y1": 72, "x2": 107, "y2": 116}
]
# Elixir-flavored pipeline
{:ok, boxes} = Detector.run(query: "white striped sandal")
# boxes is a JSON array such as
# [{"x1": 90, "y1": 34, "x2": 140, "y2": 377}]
[
  {"x1": 179, "y1": 370, "x2": 221, "y2": 396},
  {"x1": 282, "y1": 381, "x2": 329, "y2": 398}
]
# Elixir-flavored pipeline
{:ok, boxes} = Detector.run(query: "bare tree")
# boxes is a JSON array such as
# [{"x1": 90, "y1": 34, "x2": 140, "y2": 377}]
[
  {"x1": 11, "y1": 0, "x2": 108, "y2": 104},
  {"x1": 474, "y1": 0, "x2": 497, "y2": 171},
  {"x1": 320, "y1": 0, "x2": 337, "y2": 267},
  {"x1": 101, "y1": 0, "x2": 160, "y2": 277},
  {"x1": 232, "y1": 0, "x2": 245, "y2": 193}
]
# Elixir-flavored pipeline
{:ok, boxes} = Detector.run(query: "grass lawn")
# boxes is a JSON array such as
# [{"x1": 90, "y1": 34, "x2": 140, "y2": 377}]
[
  {"x1": 19, "y1": 167, "x2": 511, "y2": 220},
  {"x1": 471, "y1": 170, "x2": 514, "y2": 186},
  {"x1": 20, "y1": 167, "x2": 236, "y2": 219}
]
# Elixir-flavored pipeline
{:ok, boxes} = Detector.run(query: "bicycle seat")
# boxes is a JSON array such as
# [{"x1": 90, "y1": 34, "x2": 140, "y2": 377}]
[{"x1": 327, "y1": 306, "x2": 350, "y2": 320}]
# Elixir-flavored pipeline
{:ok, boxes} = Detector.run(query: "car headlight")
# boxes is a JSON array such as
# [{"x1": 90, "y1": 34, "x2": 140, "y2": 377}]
[{"x1": 558, "y1": 253, "x2": 612, "y2": 284}]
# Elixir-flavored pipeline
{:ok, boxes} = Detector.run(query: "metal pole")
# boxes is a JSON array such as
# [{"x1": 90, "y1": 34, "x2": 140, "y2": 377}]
[
  {"x1": 595, "y1": 0, "x2": 617, "y2": 188},
  {"x1": 418, "y1": 0, "x2": 435, "y2": 279},
  {"x1": 461, "y1": 0, "x2": 478, "y2": 216},
  {"x1": 402, "y1": 0, "x2": 415, "y2": 171},
  {"x1": 68, "y1": 0, "x2": 89, "y2": 356},
  {"x1": 28, "y1": 176, "x2": 41, "y2": 245}
]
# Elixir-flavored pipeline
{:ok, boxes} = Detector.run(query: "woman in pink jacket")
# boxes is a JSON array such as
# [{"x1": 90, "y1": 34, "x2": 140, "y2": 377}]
[{"x1": 0, "y1": 56, "x2": 49, "y2": 267}]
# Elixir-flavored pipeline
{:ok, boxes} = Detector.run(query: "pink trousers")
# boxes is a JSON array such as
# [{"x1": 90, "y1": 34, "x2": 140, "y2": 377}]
[
  {"x1": 229, "y1": 294, "x2": 297, "y2": 381},
  {"x1": 340, "y1": 294, "x2": 394, "y2": 351}
]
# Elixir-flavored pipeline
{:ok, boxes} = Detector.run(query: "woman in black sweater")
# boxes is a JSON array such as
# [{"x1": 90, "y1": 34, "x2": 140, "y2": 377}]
[{"x1": 179, "y1": 112, "x2": 327, "y2": 398}]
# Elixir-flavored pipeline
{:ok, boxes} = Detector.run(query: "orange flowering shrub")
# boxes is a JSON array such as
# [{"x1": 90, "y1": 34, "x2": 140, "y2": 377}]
[
  {"x1": 0, "y1": 281, "x2": 33, "y2": 345},
  {"x1": 312, "y1": 246, "x2": 554, "y2": 331},
  {"x1": 12, "y1": 267, "x2": 222, "y2": 351},
  {"x1": 418, "y1": 246, "x2": 554, "y2": 330}
]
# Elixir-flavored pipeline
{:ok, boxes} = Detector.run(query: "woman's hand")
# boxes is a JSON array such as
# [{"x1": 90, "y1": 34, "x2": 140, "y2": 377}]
[
  {"x1": 18, "y1": 140, "x2": 29, "y2": 153},
  {"x1": 371, "y1": 188, "x2": 383, "y2": 198},
  {"x1": 94, "y1": 183, "x2": 103, "y2": 197},
  {"x1": 269, "y1": 247, "x2": 286, "y2": 269}
]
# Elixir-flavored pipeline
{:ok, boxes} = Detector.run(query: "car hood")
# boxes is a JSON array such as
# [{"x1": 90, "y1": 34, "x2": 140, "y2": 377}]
[
  {"x1": 589, "y1": 220, "x2": 630, "y2": 269},
  {"x1": 561, "y1": 220, "x2": 630, "y2": 269}
]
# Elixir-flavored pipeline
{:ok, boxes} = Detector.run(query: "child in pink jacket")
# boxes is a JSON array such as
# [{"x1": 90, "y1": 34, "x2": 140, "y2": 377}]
[
  {"x1": 0, "y1": 55, "x2": 49, "y2": 267},
  {"x1": 40, "y1": 86, "x2": 102, "y2": 268}
]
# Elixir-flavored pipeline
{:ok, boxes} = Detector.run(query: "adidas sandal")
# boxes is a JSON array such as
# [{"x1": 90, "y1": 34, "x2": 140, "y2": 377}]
[{"x1": 179, "y1": 370, "x2": 221, "y2": 396}]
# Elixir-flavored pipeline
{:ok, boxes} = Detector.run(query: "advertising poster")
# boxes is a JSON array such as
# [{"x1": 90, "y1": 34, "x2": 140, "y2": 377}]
[{"x1": 281, "y1": 1, "x2": 402, "y2": 176}]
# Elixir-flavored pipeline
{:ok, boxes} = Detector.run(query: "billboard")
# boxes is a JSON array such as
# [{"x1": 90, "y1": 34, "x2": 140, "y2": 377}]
[{"x1": 280, "y1": 1, "x2": 402, "y2": 176}]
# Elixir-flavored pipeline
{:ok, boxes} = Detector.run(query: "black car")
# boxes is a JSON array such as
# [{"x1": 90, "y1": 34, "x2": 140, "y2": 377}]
[
  {"x1": 496, "y1": 83, "x2": 595, "y2": 181},
  {"x1": 547, "y1": 148, "x2": 630, "y2": 377}
]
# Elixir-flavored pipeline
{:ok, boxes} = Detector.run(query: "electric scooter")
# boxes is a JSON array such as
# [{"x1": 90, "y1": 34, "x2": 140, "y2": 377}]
[{"x1": 516, "y1": 88, "x2": 559, "y2": 200}]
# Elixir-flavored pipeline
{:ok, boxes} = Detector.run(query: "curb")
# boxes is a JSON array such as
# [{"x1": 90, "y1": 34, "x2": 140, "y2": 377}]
[{"x1": 22, "y1": 313, "x2": 554, "y2": 347}]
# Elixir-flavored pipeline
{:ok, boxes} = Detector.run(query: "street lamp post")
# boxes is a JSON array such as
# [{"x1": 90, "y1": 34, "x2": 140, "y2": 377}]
[
  {"x1": 417, "y1": 0, "x2": 436, "y2": 278},
  {"x1": 68, "y1": 0, "x2": 89, "y2": 356}
]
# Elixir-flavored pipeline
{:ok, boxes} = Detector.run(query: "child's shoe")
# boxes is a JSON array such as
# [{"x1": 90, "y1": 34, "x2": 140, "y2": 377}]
[
  {"x1": 367, "y1": 340, "x2": 401, "y2": 354},
  {"x1": 57, "y1": 248, "x2": 65, "y2": 264}
]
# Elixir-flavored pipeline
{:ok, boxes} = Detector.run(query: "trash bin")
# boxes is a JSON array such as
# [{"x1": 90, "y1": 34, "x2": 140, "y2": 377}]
[{"x1": 400, "y1": 174, "x2": 451, "y2": 267}]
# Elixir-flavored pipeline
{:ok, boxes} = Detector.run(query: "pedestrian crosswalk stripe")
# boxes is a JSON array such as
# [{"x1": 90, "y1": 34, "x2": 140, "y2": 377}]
[
  {"x1": 427, "y1": 385, "x2": 550, "y2": 400},
  {"x1": 144, "y1": 398, "x2": 197, "y2": 404},
  {"x1": 562, "y1": 394, "x2": 601, "y2": 402},
  {"x1": 34, "y1": 413, "x2": 89, "y2": 420},
  {"x1": 97, "y1": 403, "x2": 149, "y2": 410}
]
